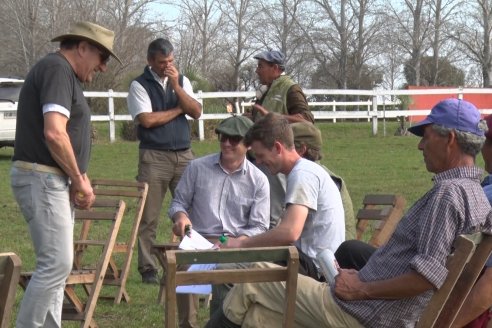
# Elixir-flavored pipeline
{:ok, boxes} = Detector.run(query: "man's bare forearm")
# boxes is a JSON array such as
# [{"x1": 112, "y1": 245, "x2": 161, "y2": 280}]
[
  {"x1": 174, "y1": 86, "x2": 201, "y2": 119},
  {"x1": 335, "y1": 270, "x2": 434, "y2": 301},
  {"x1": 137, "y1": 108, "x2": 183, "y2": 128}
]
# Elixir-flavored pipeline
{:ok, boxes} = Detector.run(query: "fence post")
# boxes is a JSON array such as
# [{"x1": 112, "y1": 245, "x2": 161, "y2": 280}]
[
  {"x1": 332, "y1": 101, "x2": 336, "y2": 123},
  {"x1": 108, "y1": 89, "x2": 115, "y2": 143},
  {"x1": 371, "y1": 92, "x2": 378, "y2": 136},
  {"x1": 198, "y1": 91, "x2": 204, "y2": 141}
]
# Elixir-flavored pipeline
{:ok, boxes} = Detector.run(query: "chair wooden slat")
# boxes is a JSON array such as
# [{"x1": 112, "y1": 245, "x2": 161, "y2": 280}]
[
  {"x1": 417, "y1": 233, "x2": 492, "y2": 327},
  {"x1": 152, "y1": 242, "x2": 180, "y2": 304},
  {"x1": 356, "y1": 194, "x2": 406, "y2": 247},
  {"x1": 0, "y1": 252, "x2": 21, "y2": 328},
  {"x1": 77, "y1": 179, "x2": 148, "y2": 304},
  {"x1": 164, "y1": 246, "x2": 299, "y2": 328},
  {"x1": 19, "y1": 199, "x2": 126, "y2": 328}
]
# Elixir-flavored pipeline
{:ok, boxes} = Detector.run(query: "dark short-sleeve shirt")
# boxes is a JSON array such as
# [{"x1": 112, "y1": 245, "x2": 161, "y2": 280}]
[{"x1": 13, "y1": 53, "x2": 91, "y2": 173}]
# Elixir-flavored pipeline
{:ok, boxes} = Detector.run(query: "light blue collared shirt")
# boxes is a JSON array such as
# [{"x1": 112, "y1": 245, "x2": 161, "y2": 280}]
[{"x1": 168, "y1": 153, "x2": 270, "y2": 237}]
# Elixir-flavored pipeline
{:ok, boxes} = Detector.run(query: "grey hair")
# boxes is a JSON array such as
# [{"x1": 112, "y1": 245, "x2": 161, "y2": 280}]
[
  {"x1": 147, "y1": 38, "x2": 174, "y2": 60},
  {"x1": 432, "y1": 122, "x2": 487, "y2": 156}
]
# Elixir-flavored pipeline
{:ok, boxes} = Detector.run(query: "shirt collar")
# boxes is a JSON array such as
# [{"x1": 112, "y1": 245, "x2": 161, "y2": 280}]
[
  {"x1": 214, "y1": 153, "x2": 247, "y2": 175},
  {"x1": 433, "y1": 166, "x2": 484, "y2": 184},
  {"x1": 148, "y1": 66, "x2": 167, "y2": 85}
]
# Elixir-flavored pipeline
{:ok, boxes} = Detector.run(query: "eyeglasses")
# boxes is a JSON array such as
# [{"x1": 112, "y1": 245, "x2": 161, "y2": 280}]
[{"x1": 219, "y1": 134, "x2": 243, "y2": 146}]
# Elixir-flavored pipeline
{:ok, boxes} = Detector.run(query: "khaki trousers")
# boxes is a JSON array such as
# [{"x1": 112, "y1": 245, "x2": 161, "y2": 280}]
[
  {"x1": 137, "y1": 148, "x2": 193, "y2": 274},
  {"x1": 223, "y1": 262, "x2": 364, "y2": 328}
]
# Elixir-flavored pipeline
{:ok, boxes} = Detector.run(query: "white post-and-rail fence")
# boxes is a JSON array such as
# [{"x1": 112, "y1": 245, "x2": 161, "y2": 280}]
[{"x1": 85, "y1": 88, "x2": 492, "y2": 142}]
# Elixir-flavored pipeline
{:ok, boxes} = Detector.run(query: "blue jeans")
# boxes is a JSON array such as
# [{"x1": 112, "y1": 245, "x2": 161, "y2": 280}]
[{"x1": 11, "y1": 166, "x2": 74, "y2": 328}]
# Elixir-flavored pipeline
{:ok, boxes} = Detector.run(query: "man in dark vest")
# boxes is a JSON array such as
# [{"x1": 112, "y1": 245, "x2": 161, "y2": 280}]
[{"x1": 127, "y1": 38, "x2": 202, "y2": 288}]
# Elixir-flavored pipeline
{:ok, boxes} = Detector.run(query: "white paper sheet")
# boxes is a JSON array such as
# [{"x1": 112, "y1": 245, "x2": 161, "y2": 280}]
[
  {"x1": 175, "y1": 263, "x2": 217, "y2": 294},
  {"x1": 178, "y1": 229, "x2": 215, "y2": 250}
]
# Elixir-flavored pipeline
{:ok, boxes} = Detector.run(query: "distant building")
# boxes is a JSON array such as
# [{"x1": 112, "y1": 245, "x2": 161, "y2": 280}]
[{"x1": 407, "y1": 85, "x2": 492, "y2": 123}]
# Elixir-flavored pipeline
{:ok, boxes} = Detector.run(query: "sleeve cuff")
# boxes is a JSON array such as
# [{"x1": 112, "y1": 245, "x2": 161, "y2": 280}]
[{"x1": 411, "y1": 253, "x2": 449, "y2": 289}]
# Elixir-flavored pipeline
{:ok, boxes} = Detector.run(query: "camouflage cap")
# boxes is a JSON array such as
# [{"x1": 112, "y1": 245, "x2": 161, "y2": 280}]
[
  {"x1": 291, "y1": 122, "x2": 322, "y2": 151},
  {"x1": 215, "y1": 115, "x2": 254, "y2": 137}
]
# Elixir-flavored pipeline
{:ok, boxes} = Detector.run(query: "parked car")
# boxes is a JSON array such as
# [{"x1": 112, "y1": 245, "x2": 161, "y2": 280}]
[{"x1": 0, "y1": 77, "x2": 23, "y2": 147}]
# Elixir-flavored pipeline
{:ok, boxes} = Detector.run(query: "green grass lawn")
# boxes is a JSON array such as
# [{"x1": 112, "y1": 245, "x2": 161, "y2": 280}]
[{"x1": 0, "y1": 120, "x2": 485, "y2": 327}]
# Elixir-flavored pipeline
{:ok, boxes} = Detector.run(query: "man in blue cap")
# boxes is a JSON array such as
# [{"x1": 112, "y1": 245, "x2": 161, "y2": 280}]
[
  {"x1": 250, "y1": 50, "x2": 313, "y2": 123},
  {"x1": 169, "y1": 115, "x2": 270, "y2": 328},
  {"x1": 206, "y1": 98, "x2": 492, "y2": 328}
]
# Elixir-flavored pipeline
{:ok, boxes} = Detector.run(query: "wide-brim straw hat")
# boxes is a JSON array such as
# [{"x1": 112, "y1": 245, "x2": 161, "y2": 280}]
[{"x1": 51, "y1": 21, "x2": 122, "y2": 65}]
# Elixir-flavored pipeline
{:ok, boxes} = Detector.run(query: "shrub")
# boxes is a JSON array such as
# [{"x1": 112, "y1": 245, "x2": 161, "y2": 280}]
[{"x1": 121, "y1": 121, "x2": 138, "y2": 141}]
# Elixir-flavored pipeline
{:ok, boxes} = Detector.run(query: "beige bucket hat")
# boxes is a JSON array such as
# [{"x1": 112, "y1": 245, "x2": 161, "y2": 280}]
[{"x1": 51, "y1": 21, "x2": 122, "y2": 65}]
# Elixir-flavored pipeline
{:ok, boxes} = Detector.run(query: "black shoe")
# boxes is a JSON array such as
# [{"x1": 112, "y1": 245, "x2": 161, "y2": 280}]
[{"x1": 141, "y1": 270, "x2": 159, "y2": 284}]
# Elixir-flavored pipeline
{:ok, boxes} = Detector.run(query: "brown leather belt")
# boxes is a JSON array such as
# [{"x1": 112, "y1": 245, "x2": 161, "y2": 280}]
[{"x1": 13, "y1": 160, "x2": 66, "y2": 177}]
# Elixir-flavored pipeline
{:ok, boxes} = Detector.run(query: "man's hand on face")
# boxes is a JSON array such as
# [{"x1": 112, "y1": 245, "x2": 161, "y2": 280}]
[{"x1": 165, "y1": 64, "x2": 179, "y2": 87}]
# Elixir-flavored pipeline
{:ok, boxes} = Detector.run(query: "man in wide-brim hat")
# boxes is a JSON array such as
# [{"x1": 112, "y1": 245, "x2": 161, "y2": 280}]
[
  {"x1": 51, "y1": 21, "x2": 122, "y2": 66},
  {"x1": 12, "y1": 21, "x2": 120, "y2": 328}
]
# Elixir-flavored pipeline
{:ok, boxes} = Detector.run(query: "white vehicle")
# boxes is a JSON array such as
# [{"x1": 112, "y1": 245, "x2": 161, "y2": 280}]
[{"x1": 0, "y1": 77, "x2": 23, "y2": 147}]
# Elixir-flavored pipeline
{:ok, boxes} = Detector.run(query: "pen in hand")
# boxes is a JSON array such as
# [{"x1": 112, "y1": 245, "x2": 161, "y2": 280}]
[{"x1": 184, "y1": 224, "x2": 192, "y2": 237}]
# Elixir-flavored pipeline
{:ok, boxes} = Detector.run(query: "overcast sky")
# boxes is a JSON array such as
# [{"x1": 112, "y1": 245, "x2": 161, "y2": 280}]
[{"x1": 146, "y1": 2, "x2": 179, "y2": 21}]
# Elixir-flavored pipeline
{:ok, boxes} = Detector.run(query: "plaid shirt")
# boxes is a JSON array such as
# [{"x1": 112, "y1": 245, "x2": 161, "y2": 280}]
[{"x1": 335, "y1": 166, "x2": 492, "y2": 328}]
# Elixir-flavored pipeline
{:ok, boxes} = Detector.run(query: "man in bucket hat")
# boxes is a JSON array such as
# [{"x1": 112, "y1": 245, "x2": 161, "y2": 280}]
[
  {"x1": 168, "y1": 115, "x2": 270, "y2": 328},
  {"x1": 249, "y1": 50, "x2": 313, "y2": 123},
  {"x1": 11, "y1": 21, "x2": 120, "y2": 327},
  {"x1": 206, "y1": 99, "x2": 492, "y2": 328}
]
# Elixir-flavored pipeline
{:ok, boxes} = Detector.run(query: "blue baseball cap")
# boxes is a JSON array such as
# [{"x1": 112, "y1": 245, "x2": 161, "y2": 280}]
[
  {"x1": 408, "y1": 98, "x2": 484, "y2": 137},
  {"x1": 254, "y1": 50, "x2": 285, "y2": 69}
]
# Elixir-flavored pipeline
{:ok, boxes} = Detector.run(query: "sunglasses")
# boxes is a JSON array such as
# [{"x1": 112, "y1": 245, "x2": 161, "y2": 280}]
[
  {"x1": 90, "y1": 43, "x2": 110, "y2": 64},
  {"x1": 219, "y1": 134, "x2": 243, "y2": 145}
]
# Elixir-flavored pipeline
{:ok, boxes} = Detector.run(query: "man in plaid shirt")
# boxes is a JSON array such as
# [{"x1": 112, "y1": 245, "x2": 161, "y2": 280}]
[{"x1": 206, "y1": 98, "x2": 492, "y2": 328}]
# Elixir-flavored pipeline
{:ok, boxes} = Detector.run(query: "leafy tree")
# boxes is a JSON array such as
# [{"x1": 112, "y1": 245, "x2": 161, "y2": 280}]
[
  {"x1": 403, "y1": 56, "x2": 465, "y2": 86},
  {"x1": 311, "y1": 53, "x2": 383, "y2": 90}
]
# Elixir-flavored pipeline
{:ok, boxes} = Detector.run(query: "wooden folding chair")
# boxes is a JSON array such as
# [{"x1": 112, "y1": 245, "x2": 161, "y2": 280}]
[
  {"x1": 0, "y1": 252, "x2": 21, "y2": 328},
  {"x1": 164, "y1": 246, "x2": 299, "y2": 328},
  {"x1": 152, "y1": 241, "x2": 179, "y2": 305},
  {"x1": 355, "y1": 194, "x2": 406, "y2": 247},
  {"x1": 152, "y1": 233, "x2": 212, "y2": 306},
  {"x1": 66, "y1": 199, "x2": 125, "y2": 327},
  {"x1": 83, "y1": 178, "x2": 148, "y2": 304},
  {"x1": 19, "y1": 199, "x2": 126, "y2": 328},
  {"x1": 417, "y1": 232, "x2": 492, "y2": 328}
]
